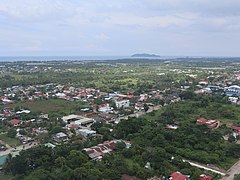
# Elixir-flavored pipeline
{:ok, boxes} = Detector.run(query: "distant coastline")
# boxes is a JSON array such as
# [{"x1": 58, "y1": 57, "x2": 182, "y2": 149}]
[{"x1": 0, "y1": 55, "x2": 239, "y2": 62}]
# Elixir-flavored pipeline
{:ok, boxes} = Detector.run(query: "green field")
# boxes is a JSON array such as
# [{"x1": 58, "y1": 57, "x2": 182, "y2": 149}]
[
  {"x1": 0, "y1": 134, "x2": 21, "y2": 146},
  {"x1": 0, "y1": 172, "x2": 12, "y2": 180},
  {"x1": 8, "y1": 99, "x2": 80, "y2": 114}
]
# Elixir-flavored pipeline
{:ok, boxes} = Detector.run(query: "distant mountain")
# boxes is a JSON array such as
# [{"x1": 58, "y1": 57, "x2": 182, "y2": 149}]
[{"x1": 131, "y1": 53, "x2": 160, "y2": 58}]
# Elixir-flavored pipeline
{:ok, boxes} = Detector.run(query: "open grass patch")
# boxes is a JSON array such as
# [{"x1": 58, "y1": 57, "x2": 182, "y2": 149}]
[
  {"x1": 0, "y1": 172, "x2": 12, "y2": 180},
  {"x1": 218, "y1": 157, "x2": 238, "y2": 170},
  {"x1": 0, "y1": 134, "x2": 21, "y2": 146},
  {"x1": 8, "y1": 99, "x2": 79, "y2": 114}
]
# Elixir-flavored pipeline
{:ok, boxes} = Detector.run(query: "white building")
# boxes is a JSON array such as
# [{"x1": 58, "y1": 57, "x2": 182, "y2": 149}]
[
  {"x1": 77, "y1": 129, "x2": 96, "y2": 138},
  {"x1": 53, "y1": 132, "x2": 68, "y2": 142},
  {"x1": 115, "y1": 99, "x2": 130, "y2": 109},
  {"x1": 98, "y1": 103, "x2": 112, "y2": 112}
]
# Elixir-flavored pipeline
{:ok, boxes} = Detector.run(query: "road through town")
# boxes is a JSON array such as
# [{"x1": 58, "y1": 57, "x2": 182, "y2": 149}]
[{"x1": 0, "y1": 142, "x2": 38, "y2": 157}]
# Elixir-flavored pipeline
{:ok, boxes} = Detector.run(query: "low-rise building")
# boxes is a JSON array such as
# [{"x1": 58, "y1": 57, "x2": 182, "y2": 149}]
[
  {"x1": 9, "y1": 119, "x2": 21, "y2": 127},
  {"x1": 115, "y1": 99, "x2": 130, "y2": 109},
  {"x1": 98, "y1": 103, "x2": 112, "y2": 112},
  {"x1": 53, "y1": 132, "x2": 68, "y2": 142},
  {"x1": 62, "y1": 114, "x2": 94, "y2": 126},
  {"x1": 77, "y1": 129, "x2": 96, "y2": 138}
]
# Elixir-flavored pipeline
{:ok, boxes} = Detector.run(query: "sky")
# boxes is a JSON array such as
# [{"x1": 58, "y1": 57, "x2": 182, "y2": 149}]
[{"x1": 0, "y1": 0, "x2": 240, "y2": 57}]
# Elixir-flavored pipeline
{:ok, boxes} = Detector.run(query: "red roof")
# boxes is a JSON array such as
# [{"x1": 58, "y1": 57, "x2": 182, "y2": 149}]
[
  {"x1": 84, "y1": 140, "x2": 117, "y2": 159},
  {"x1": 135, "y1": 103, "x2": 144, "y2": 107},
  {"x1": 170, "y1": 172, "x2": 187, "y2": 180},
  {"x1": 196, "y1": 117, "x2": 219, "y2": 128},
  {"x1": 9, "y1": 119, "x2": 20, "y2": 125},
  {"x1": 99, "y1": 103, "x2": 109, "y2": 107},
  {"x1": 81, "y1": 92, "x2": 88, "y2": 97},
  {"x1": 85, "y1": 149, "x2": 95, "y2": 155},
  {"x1": 68, "y1": 124, "x2": 79, "y2": 129},
  {"x1": 3, "y1": 112, "x2": 11, "y2": 115},
  {"x1": 230, "y1": 125, "x2": 240, "y2": 132},
  {"x1": 200, "y1": 174, "x2": 212, "y2": 180},
  {"x1": 85, "y1": 112, "x2": 96, "y2": 116}
]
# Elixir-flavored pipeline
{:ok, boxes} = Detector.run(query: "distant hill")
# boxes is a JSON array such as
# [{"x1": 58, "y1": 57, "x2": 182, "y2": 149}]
[{"x1": 131, "y1": 53, "x2": 160, "y2": 58}]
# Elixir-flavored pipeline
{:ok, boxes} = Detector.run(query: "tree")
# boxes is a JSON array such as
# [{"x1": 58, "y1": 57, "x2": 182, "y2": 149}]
[
  {"x1": 144, "y1": 103, "x2": 149, "y2": 112},
  {"x1": 25, "y1": 168, "x2": 50, "y2": 180},
  {"x1": 234, "y1": 174, "x2": 240, "y2": 180}
]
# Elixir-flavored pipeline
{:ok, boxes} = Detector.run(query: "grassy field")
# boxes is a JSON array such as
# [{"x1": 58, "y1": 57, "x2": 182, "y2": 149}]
[
  {"x1": 8, "y1": 99, "x2": 80, "y2": 114},
  {"x1": 0, "y1": 134, "x2": 21, "y2": 146},
  {"x1": 0, "y1": 173, "x2": 12, "y2": 180},
  {"x1": 142, "y1": 108, "x2": 164, "y2": 122}
]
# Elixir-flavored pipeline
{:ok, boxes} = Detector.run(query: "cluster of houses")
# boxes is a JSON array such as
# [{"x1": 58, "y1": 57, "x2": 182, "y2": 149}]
[
  {"x1": 52, "y1": 114, "x2": 97, "y2": 143},
  {"x1": 83, "y1": 140, "x2": 131, "y2": 161},
  {"x1": 195, "y1": 73, "x2": 240, "y2": 104}
]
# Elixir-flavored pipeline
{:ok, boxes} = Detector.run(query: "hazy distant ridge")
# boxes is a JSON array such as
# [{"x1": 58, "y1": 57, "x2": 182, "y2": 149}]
[{"x1": 131, "y1": 53, "x2": 160, "y2": 57}]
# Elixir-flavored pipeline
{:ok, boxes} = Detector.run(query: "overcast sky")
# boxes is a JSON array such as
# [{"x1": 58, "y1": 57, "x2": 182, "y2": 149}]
[{"x1": 0, "y1": 0, "x2": 240, "y2": 56}]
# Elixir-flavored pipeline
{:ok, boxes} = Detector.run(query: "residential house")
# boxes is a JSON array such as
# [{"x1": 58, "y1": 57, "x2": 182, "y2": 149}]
[
  {"x1": 83, "y1": 140, "x2": 127, "y2": 160},
  {"x1": 77, "y1": 129, "x2": 96, "y2": 138},
  {"x1": 196, "y1": 117, "x2": 220, "y2": 129},
  {"x1": 135, "y1": 103, "x2": 144, "y2": 111},
  {"x1": 53, "y1": 132, "x2": 68, "y2": 142},
  {"x1": 139, "y1": 94, "x2": 148, "y2": 101},
  {"x1": 170, "y1": 172, "x2": 188, "y2": 180},
  {"x1": 229, "y1": 125, "x2": 240, "y2": 136},
  {"x1": 9, "y1": 119, "x2": 21, "y2": 127},
  {"x1": 198, "y1": 79, "x2": 208, "y2": 86},
  {"x1": 200, "y1": 174, "x2": 212, "y2": 180},
  {"x1": 98, "y1": 103, "x2": 112, "y2": 112},
  {"x1": 225, "y1": 85, "x2": 240, "y2": 97}
]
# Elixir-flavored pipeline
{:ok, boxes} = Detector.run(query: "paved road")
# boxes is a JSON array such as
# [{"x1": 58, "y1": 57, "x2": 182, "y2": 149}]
[
  {"x1": 183, "y1": 159, "x2": 226, "y2": 176},
  {"x1": 0, "y1": 142, "x2": 38, "y2": 157},
  {"x1": 221, "y1": 159, "x2": 240, "y2": 180}
]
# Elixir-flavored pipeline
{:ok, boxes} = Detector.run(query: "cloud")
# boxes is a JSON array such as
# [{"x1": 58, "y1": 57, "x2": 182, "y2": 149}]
[
  {"x1": 0, "y1": 0, "x2": 240, "y2": 56},
  {"x1": 95, "y1": 33, "x2": 110, "y2": 40}
]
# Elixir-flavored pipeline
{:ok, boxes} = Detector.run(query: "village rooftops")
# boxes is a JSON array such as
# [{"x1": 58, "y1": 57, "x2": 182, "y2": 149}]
[{"x1": 83, "y1": 140, "x2": 129, "y2": 160}]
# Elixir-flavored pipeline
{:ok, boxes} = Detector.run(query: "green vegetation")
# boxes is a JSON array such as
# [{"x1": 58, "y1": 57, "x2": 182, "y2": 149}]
[
  {"x1": 0, "y1": 172, "x2": 12, "y2": 180},
  {"x1": 3, "y1": 96, "x2": 238, "y2": 179},
  {"x1": 0, "y1": 134, "x2": 21, "y2": 146},
  {"x1": 9, "y1": 99, "x2": 80, "y2": 114},
  {"x1": 1, "y1": 59, "x2": 240, "y2": 179}
]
